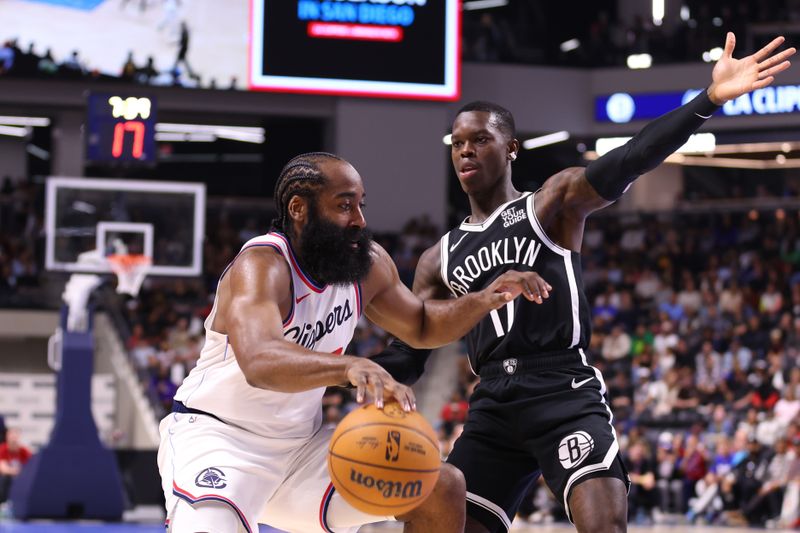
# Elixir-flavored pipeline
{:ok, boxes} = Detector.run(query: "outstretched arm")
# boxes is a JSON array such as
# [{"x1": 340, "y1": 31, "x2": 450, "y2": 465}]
[
  {"x1": 541, "y1": 32, "x2": 795, "y2": 225},
  {"x1": 362, "y1": 243, "x2": 551, "y2": 349}
]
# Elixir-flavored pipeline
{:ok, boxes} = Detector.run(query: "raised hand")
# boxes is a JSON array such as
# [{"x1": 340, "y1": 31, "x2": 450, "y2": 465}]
[
  {"x1": 708, "y1": 32, "x2": 796, "y2": 105},
  {"x1": 345, "y1": 357, "x2": 416, "y2": 411},
  {"x1": 483, "y1": 270, "x2": 552, "y2": 307}
]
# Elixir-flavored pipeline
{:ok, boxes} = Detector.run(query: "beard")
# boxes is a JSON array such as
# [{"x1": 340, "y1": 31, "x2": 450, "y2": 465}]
[{"x1": 294, "y1": 203, "x2": 373, "y2": 286}]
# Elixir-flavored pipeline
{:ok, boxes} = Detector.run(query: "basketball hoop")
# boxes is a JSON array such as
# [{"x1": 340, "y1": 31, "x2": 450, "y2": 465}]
[{"x1": 107, "y1": 254, "x2": 152, "y2": 297}]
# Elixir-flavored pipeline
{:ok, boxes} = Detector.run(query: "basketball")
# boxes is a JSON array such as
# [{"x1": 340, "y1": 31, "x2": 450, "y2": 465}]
[{"x1": 328, "y1": 402, "x2": 441, "y2": 516}]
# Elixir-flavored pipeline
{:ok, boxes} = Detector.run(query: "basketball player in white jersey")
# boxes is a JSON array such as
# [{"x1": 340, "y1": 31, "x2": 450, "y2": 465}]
[{"x1": 157, "y1": 152, "x2": 552, "y2": 532}]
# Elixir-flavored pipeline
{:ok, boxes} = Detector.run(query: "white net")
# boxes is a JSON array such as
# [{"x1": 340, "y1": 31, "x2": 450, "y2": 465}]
[{"x1": 108, "y1": 254, "x2": 152, "y2": 297}]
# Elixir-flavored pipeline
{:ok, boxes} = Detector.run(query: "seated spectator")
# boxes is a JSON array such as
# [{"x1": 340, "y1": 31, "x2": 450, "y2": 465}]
[
  {"x1": 743, "y1": 437, "x2": 791, "y2": 525},
  {"x1": 0, "y1": 428, "x2": 32, "y2": 503},
  {"x1": 751, "y1": 360, "x2": 780, "y2": 412},
  {"x1": 625, "y1": 439, "x2": 657, "y2": 523}
]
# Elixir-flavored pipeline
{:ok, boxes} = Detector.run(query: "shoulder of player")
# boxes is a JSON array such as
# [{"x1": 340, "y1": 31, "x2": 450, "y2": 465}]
[
  {"x1": 537, "y1": 166, "x2": 591, "y2": 219},
  {"x1": 362, "y1": 241, "x2": 395, "y2": 286},
  {"x1": 412, "y1": 242, "x2": 450, "y2": 298},
  {"x1": 541, "y1": 166, "x2": 587, "y2": 196},
  {"x1": 414, "y1": 243, "x2": 442, "y2": 283},
  {"x1": 227, "y1": 245, "x2": 292, "y2": 295},
  {"x1": 360, "y1": 239, "x2": 416, "y2": 304}
]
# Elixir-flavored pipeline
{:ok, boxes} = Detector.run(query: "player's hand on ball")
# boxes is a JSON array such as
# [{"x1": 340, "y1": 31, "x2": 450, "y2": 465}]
[
  {"x1": 484, "y1": 270, "x2": 552, "y2": 307},
  {"x1": 345, "y1": 358, "x2": 416, "y2": 412}
]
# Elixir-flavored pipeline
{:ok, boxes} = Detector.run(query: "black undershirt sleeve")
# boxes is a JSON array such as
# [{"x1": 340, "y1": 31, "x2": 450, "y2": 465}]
[
  {"x1": 369, "y1": 339, "x2": 433, "y2": 385},
  {"x1": 585, "y1": 89, "x2": 721, "y2": 201}
]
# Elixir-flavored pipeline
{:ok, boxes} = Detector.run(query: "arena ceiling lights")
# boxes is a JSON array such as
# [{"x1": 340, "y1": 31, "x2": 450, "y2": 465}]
[
  {"x1": 0, "y1": 115, "x2": 50, "y2": 138},
  {"x1": 463, "y1": 0, "x2": 508, "y2": 10},
  {"x1": 249, "y1": 0, "x2": 460, "y2": 100},
  {"x1": 588, "y1": 135, "x2": 800, "y2": 169},
  {"x1": 522, "y1": 131, "x2": 570, "y2": 150},
  {"x1": 154, "y1": 123, "x2": 265, "y2": 144}
]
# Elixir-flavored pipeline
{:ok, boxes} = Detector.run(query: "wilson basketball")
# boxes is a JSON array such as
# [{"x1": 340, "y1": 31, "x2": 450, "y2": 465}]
[{"x1": 328, "y1": 402, "x2": 441, "y2": 516}]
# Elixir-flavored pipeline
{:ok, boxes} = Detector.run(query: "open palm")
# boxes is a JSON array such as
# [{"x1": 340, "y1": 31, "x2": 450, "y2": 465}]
[{"x1": 709, "y1": 32, "x2": 796, "y2": 104}]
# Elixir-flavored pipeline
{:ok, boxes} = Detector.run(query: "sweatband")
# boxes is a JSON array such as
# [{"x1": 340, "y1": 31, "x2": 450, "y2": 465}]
[{"x1": 586, "y1": 89, "x2": 720, "y2": 201}]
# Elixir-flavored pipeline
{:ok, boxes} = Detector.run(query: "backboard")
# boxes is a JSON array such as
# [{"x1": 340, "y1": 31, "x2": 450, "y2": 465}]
[{"x1": 45, "y1": 177, "x2": 205, "y2": 277}]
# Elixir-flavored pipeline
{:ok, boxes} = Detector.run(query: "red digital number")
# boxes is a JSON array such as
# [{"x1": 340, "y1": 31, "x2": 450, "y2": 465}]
[{"x1": 111, "y1": 121, "x2": 145, "y2": 159}]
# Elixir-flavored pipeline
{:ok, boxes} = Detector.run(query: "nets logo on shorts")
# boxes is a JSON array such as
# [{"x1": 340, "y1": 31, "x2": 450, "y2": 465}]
[
  {"x1": 557, "y1": 431, "x2": 595, "y2": 470},
  {"x1": 195, "y1": 467, "x2": 227, "y2": 489},
  {"x1": 503, "y1": 358, "x2": 518, "y2": 375}
]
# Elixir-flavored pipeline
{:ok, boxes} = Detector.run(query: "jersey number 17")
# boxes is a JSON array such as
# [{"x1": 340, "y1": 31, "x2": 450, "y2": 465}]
[{"x1": 489, "y1": 300, "x2": 515, "y2": 337}]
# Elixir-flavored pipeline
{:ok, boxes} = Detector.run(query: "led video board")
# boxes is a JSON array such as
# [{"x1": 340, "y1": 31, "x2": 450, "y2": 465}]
[{"x1": 249, "y1": 0, "x2": 461, "y2": 100}]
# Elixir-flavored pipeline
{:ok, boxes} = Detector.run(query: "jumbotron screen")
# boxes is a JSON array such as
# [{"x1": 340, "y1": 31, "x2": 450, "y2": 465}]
[{"x1": 249, "y1": 0, "x2": 461, "y2": 100}]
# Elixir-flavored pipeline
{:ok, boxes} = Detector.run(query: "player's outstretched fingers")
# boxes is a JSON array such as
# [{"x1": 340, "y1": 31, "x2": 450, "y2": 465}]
[{"x1": 754, "y1": 35, "x2": 785, "y2": 62}]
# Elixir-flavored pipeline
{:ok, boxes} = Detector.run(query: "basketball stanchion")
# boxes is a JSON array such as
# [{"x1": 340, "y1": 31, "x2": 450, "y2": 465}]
[
  {"x1": 327, "y1": 402, "x2": 441, "y2": 516},
  {"x1": 9, "y1": 254, "x2": 153, "y2": 520}
]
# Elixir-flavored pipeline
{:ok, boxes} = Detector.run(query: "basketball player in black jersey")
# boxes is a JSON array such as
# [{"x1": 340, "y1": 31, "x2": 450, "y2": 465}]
[{"x1": 370, "y1": 32, "x2": 795, "y2": 532}]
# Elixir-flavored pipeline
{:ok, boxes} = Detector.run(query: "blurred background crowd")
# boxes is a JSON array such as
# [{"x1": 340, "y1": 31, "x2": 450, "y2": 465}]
[
  {"x1": 3, "y1": 173, "x2": 800, "y2": 528},
  {"x1": 2, "y1": 0, "x2": 800, "y2": 528}
]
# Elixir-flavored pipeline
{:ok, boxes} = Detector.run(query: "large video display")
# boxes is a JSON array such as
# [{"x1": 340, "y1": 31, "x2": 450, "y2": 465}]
[
  {"x1": 0, "y1": 0, "x2": 459, "y2": 100},
  {"x1": 250, "y1": 0, "x2": 461, "y2": 100},
  {"x1": 0, "y1": 0, "x2": 248, "y2": 90}
]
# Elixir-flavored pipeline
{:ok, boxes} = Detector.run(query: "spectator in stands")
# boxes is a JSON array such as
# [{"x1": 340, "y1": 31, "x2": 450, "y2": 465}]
[
  {"x1": 440, "y1": 390, "x2": 469, "y2": 428},
  {"x1": 37, "y1": 48, "x2": 57, "y2": 76},
  {"x1": 695, "y1": 341, "x2": 725, "y2": 403},
  {"x1": 61, "y1": 50, "x2": 84, "y2": 75},
  {"x1": 0, "y1": 428, "x2": 32, "y2": 503},
  {"x1": 120, "y1": 51, "x2": 137, "y2": 81},
  {"x1": 135, "y1": 56, "x2": 159, "y2": 84},
  {"x1": 777, "y1": 435, "x2": 800, "y2": 528},
  {"x1": 625, "y1": 439, "x2": 657, "y2": 523},
  {"x1": 751, "y1": 359, "x2": 780, "y2": 411},
  {"x1": 654, "y1": 432, "x2": 684, "y2": 513},
  {"x1": 0, "y1": 41, "x2": 16, "y2": 73},
  {"x1": 742, "y1": 437, "x2": 792, "y2": 525},
  {"x1": 678, "y1": 433, "x2": 708, "y2": 509}
]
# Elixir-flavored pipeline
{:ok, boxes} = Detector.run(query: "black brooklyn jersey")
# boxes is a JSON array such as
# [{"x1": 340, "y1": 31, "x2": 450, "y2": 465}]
[{"x1": 440, "y1": 191, "x2": 591, "y2": 372}]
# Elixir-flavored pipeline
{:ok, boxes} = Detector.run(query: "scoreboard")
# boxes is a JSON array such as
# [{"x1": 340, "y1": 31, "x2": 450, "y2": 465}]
[
  {"x1": 249, "y1": 0, "x2": 460, "y2": 100},
  {"x1": 86, "y1": 93, "x2": 157, "y2": 163}
]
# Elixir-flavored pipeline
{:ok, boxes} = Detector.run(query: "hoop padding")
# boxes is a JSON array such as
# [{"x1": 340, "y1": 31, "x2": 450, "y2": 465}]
[{"x1": 108, "y1": 254, "x2": 152, "y2": 297}]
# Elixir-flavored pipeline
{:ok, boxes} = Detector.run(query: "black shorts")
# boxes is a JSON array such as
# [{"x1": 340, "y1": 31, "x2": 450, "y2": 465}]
[{"x1": 446, "y1": 351, "x2": 630, "y2": 533}]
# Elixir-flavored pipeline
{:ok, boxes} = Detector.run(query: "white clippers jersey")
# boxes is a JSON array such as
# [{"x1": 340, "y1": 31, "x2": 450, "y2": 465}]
[{"x1": 174, "y1": 232, "x2": 362, "y2": 439}]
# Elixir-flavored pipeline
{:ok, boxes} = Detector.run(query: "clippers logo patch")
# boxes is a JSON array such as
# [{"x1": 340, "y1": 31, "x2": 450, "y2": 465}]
[
  {"x1": 501, "y1": 207, "x2": 527, "y2": 228},
  {"x1": 195, "y1": 467, "x2": 227, "y2": 489},
  {"x1": 503, "y1": 358, "x2": 517, "y2": 375},
  {"x1": 557, "y1": 431, "x2": 595, "y2": 469},
  {"x1": 386, "y1": 430, "x2": 401, "y2": 462}
]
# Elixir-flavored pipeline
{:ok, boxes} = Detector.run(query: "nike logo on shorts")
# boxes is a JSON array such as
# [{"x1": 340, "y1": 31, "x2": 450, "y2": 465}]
[
  {"x1": 295, "y1": 293, "x2": 310, "y2": 304},
  {"x1": 449, "y1": 234, "x2": 468, "y2": 252},
  {"x1": 571, "y1": 377, "x2": 593, "y2": 389}
]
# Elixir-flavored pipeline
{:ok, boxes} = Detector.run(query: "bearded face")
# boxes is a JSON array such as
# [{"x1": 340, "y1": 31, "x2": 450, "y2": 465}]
[{"x1": 292, "y1": 199, "x2": 373, "y2": 286}]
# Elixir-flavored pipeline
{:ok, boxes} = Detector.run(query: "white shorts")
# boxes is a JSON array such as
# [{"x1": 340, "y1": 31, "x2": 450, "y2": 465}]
[{"x1": 158, "y1": 412, "x2": 393, "y2": 533}]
